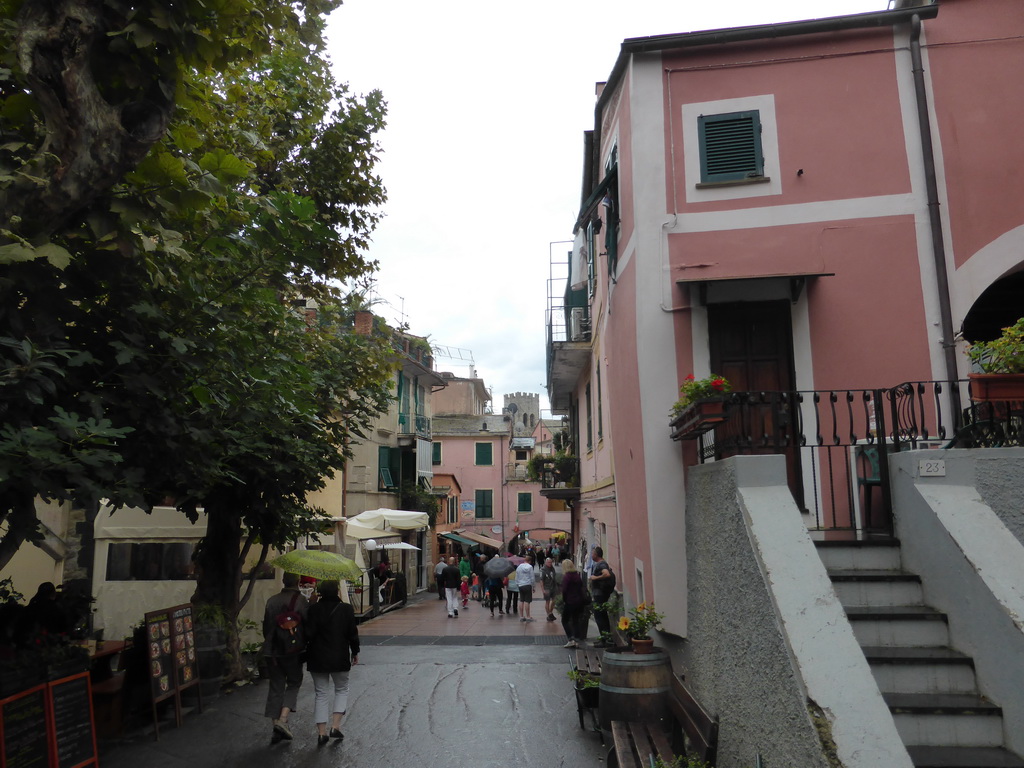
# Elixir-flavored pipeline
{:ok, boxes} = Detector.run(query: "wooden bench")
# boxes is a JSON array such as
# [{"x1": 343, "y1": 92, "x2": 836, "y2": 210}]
[
  {"x1": 607, "y1": 674, "x2": 718, "y2": 768},
  {"x1": 572, "y1": 647, "x2": 603, "y2": 677}
]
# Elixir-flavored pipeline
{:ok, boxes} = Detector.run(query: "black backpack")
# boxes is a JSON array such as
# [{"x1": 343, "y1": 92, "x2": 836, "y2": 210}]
[{"x1": 272, "y1": 592, "x2": 306, "y2": 656}]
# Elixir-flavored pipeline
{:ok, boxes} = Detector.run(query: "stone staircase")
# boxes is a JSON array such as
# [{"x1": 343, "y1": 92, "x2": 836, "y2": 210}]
[{"x1": 816, "y1": 537, "x2": 1024, "y2": 768}]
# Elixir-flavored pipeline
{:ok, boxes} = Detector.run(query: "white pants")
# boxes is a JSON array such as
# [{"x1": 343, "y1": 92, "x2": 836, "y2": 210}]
[
  {"x1": 445, "y1": 587, "x2": 460, "y2": 615},
  {"x1": 310, "y1": 669, "x2": 350, "y2": 725}
]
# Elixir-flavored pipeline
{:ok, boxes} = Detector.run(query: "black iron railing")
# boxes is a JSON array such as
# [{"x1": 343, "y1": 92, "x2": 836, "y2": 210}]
[{"x1": 684, "y1": 380, "x2": 1021, "y2": 533}]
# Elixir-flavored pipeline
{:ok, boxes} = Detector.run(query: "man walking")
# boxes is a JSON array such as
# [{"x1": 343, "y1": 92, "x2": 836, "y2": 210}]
[
  {"x1": 442, "y1": 556, "x2": 462, "y2": 618},
  {"x1": 263, "y1": 572, "x2": 309, "y2": 743},
  {"x1": 589, "y1": 547, "x2": 615, "y2": 647},
  {"x1": 434, "y1": 556, "x2": 446, "y2": 600},
  {"x1": 515, "y1": 554, "x2": 536, "y2": 622}
]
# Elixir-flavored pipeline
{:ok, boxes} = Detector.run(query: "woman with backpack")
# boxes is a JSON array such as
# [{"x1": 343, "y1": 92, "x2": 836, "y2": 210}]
[{"x1": 304, "y1": 580, "x2": 360, "y2": 746}]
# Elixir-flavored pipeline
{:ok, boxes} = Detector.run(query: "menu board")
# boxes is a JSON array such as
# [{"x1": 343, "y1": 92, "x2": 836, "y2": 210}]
[
  {"x1": 0, "y1": 684, "x2": 49, "y2": 768},
  {"x1": 144, "y1": 604, "x2": 199, "y2": 705},
  {"x1": 49, "y1": 674, "x2": 95, "y2": 768}
]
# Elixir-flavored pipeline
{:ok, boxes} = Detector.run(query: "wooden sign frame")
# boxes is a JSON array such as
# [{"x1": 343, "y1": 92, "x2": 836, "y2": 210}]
[{"x1": 143, "y1": 603, "x2": 202, "y2": 739}]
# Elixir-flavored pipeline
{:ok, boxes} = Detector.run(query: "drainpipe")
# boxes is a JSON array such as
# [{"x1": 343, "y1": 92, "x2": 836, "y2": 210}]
[{"x1": 910, "y1": 14, "x2": 962, "y2": 414}]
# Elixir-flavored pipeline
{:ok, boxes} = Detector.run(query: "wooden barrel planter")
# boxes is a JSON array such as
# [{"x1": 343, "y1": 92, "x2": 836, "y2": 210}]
[{"x1": 598, "y1": 649, "x2": 672, "y2": 732}]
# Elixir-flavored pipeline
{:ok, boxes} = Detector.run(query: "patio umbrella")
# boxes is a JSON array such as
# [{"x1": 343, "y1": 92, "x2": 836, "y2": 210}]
[
  {"x1": 269, "y1": 550, "x2": 363, "y2": 582},
  {"x1": 483, "y1": 557, "x2": 516, "y2": 579}
]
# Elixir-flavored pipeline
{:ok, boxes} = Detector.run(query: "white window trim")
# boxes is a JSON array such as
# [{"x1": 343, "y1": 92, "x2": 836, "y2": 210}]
[{"x1": 682, "y1": 94, "x2": 781, "y2": 204}]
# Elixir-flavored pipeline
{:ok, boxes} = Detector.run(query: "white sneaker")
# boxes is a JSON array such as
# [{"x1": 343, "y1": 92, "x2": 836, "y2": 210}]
[{"x1": 563, "y1": 640, "x2": 577, "y2": 648}]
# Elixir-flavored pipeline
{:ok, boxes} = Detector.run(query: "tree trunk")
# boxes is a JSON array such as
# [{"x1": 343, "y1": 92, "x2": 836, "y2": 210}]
[{"x1": 191, "y1": 500, "x2": 245, "y2": 684}]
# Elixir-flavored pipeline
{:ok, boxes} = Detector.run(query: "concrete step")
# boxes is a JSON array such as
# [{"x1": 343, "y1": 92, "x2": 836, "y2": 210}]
[
  {"x1": 887, "y1": 693, "x2": 1004, "y2": 748},
  {"x1": 863, "y1": 646, "x2": 977, "y2": 695},
  {"x1": 830, "y1": 570, "x2": 924, "y2": 607},
  {"x1": 815, "y1": 538, "x2": 902, "y2": 571},
  {"x1": 906, "y1": 745, "x2": 1024, "y2": 767},
  {"x1": 847, "y1": 606, "x2": 949, "y2": 647}
]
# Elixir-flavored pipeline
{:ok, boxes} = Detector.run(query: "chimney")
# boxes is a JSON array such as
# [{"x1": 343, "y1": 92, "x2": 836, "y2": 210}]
[{"x1": 354, "y1": 310, "x2": 373, "y2": 336}]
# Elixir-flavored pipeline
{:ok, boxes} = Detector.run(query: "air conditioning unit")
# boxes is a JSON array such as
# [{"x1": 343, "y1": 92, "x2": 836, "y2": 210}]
[{"x1": 569, "y1": 307, "x2": 587, "y2": 342}]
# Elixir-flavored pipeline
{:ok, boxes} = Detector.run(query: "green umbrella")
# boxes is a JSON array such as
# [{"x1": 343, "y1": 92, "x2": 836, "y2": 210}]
[{"x1": 269, "y1": 549, "x2": 363, "y2": 582}]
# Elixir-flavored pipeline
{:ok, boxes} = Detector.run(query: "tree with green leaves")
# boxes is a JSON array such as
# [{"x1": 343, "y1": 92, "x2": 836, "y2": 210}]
[{"x1": 1, "y1": 0, "x2": 395, "y2": 676}]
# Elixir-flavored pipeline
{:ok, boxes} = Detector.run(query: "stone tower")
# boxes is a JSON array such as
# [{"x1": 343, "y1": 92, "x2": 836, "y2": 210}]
[{"x1": 503, "y1": 392, "x2": 540, "y2": 436}]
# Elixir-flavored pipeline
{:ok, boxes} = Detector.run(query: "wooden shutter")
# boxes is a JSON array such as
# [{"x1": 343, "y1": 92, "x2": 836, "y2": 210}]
[{"x1": 698, "y1": 111, "x2": 763, "y2": 182}]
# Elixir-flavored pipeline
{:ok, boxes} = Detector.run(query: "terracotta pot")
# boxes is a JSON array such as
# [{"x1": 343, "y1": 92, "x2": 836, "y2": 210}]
[
  {"x1": 630, "y1": 638, "x2": 655, "y2": 654},
  {"x1": 669, "y1": 398, "x2": 729, "y2": 441},
  {"x1": 969, "y1": 373, "x2": 1024, "y2": 403}
]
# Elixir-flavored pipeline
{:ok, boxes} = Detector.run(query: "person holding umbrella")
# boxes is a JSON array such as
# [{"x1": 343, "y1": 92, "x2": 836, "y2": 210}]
[
  {"x1": 305, "y1": 580, "x2": 359, "y2": 746},
  {"x1": 262, "y1": 572, "x2": 309, "y2": 743}
]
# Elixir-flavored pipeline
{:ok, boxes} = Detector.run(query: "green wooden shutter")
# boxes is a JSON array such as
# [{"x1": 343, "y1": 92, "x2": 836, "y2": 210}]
[
  {"x1": 517, "y1": 492, "x2": 532, "y2": 513},
  {"x1": 698, "y1": 110, "x2": 763, "y2": 182},
  {"x1": 475, "y1": 489, "x2": 493, "y2": 518},
  {"x1": 475, "y1": 442, "x2": 493, "y2": 466},
  {"x1": 432, "y1": 441, "x2": 442, "y2": 465}
]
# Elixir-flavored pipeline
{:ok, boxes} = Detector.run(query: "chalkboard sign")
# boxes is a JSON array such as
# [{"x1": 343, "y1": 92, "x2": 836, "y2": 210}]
[
  {"x1": 0, "y1": 684, "x2": 50, "y2": 768},
  {"x1": 48, "y1": 674, "x2": 96, "y2": 768}
]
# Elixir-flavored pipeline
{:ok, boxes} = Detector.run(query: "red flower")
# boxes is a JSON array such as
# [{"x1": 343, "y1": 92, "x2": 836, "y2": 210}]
[
  {"x1": 685, "y1": 374, "x2": 696, "y2": 381},
  {"x1": 712, "y1": 378, "x2": 725, "y2": 390}
]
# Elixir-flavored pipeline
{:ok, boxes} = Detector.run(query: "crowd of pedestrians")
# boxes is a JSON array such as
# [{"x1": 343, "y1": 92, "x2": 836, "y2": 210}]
[
  {"x1": 433, "y1": 543, "x2": 617, "y2": 650},
  {"x1": 259, "y1": 542, "x2": 617, "y2": 747}
]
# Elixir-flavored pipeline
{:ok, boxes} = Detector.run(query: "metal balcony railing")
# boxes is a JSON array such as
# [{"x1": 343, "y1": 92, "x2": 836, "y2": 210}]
[
  {"x1": 398, "y1": 412, "x2": 431, "y2": 439},
  {"x1": 676, "y1": 380, "x2": 1022, "y2": 534}
]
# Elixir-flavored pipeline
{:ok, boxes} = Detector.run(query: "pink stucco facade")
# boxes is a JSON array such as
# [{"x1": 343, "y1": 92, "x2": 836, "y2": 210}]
[{"x1": 549, "y1": 0, "x2": 1024, "y2": 637}]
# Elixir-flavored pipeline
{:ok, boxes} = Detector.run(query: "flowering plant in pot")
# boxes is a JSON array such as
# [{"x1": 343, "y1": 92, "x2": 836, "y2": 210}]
[
  {"x1": 617, "y1": 602, "x2": 665, "y2": 652},
  {"x1": 671, "y1": 374, "x2": 731, "y2": 417},
  {"x1": 965, "y1": 317, "x2": 1024, "y2": 402}
]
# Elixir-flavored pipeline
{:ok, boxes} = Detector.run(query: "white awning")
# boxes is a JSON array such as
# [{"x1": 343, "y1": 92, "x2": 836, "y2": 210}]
[
  {"x1": 350, "y1": 508, "x2": 429, "y2": 530},
  {"x1": 383, "y1": 542, "x2": 420, "y2": 551},
  {"x1": 344, "y1": 522, "x2": 400, "y2": 541}
]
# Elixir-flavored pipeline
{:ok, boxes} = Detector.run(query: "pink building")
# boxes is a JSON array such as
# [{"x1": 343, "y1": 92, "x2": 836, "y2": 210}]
[{"x1": 548, "y1": 1, "x2": 1024, "y2": 764}]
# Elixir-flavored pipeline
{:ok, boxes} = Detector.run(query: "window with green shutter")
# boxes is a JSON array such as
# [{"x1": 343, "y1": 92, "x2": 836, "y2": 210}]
[
  {"x1": 475, "y1": 489, "x2": 493, "y2": 518},
  {"x1": 432, "y1": 441, "x2": 442, "y2": 465},
  {"x1": 517, "y1": 492, "x2": 532, "y2": 513},
  {"x1": 698, "y1": 110, "x2": 763, "y2": 183},
  {"x1": 475, "y1": 442, "x2": 493, "y2": 466}
]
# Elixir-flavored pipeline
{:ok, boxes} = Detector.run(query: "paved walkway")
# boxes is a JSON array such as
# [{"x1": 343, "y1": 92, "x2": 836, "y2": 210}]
[
  {"x1": 363, "y1": 590, "x2": 581, "y2": 645},
  {"x1": 97, "y1": 590, "x2": 603, "y2": 768}
]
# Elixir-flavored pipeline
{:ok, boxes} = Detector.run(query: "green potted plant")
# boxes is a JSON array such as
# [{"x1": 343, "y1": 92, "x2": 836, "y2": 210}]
[
  {"x1": 966, "y1": 317, "x2": 1024, "y2": 402},
  {"x1": 670, "y1": 374, "x2": 732, "y2": 440},
  {"x1": 617, "y1": 601, "x2": 666, "y2": 654},
  {"x1": 567, "y1": 667, "x2": 600, "y2": 709}
]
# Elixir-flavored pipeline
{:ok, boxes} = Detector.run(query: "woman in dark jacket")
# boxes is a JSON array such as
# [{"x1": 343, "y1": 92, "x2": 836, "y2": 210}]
[
  {"x1": 559, "y1": 560, "x2": 588, "y2": 649},
  {"x1": 304, "y1": 580, "x2": 360, "y2": 746}
]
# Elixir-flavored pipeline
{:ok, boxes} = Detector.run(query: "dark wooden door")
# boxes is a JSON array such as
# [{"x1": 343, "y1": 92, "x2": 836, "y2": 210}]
[{"x1": 708, "y1": 301, "x2": 804, "y2": 508}]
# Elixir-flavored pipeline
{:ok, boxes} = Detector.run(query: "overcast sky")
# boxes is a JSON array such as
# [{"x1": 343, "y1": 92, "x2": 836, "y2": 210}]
[{"x1": 325, "y1": 0, "x2": 886, "y2": 415}]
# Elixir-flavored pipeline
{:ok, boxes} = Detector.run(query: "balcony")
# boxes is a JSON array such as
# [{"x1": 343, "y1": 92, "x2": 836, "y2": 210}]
[
  {"x1": 398, "y1": 412, "x2": 431, "y2": 440},
  {"x1": 505, "y1": 463, "x2": 529, "y2": 482},
  {"x1": 674, "y1": 380, "x2": 1022, "y2": 535},
  {"x1": 536, "y1": 456, "x2": 580, "y2": 501},
  {"x1": 546, "y1": 252, "x2": 591, "y2": 415}
]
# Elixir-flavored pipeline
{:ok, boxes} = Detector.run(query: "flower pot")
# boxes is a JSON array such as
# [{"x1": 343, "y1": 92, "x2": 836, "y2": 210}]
[
  {"x1": 969, "y1": 373, "x2": 1024, "y2": 403},
  {"x1": 630, "y1": 638, "x2": 655, "y2": 654},
  {"x1": 670, "y1": 398, "x2": 728, "y2": 441}
]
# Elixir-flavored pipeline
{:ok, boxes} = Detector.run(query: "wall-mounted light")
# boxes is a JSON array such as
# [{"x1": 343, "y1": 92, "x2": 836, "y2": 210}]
[{"x1": 364, "y1": 539, "x2": 378, "y2": 551}]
